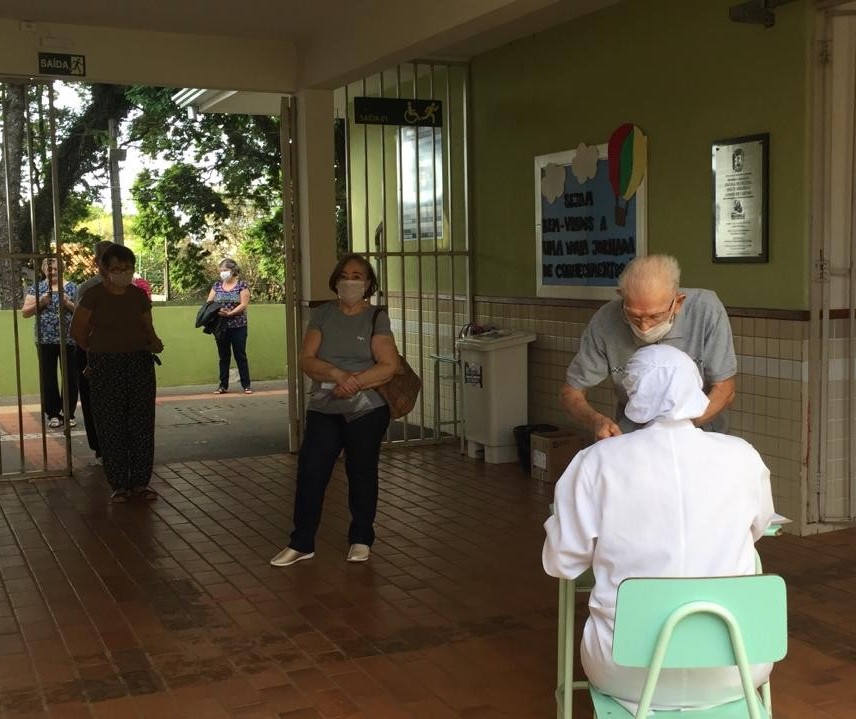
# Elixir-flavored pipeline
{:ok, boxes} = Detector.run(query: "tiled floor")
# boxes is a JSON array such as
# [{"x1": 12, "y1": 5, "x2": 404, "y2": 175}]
[{"x1": 0, "y1": 442, "x2": 854, "y2": 718}]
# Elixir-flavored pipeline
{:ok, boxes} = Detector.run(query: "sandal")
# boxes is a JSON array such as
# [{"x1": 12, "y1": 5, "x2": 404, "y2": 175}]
[
  {"x1": 131, "y1": 486, "x2": 158, "y2": 501},
  {"x1": 243, "y1": 388, "x2": 253, "y2": 394},
  {"x1": 110, "y1": 489, "x2": 129, "y2": 503},
  {"x1": 214, "y1": 387, "x2": 228, "y2": 394}
]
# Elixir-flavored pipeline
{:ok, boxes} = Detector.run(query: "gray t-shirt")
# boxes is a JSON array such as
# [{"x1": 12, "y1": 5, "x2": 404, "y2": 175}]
[
  {"x1": 76, "y1": 274, "x2": 103, "y2": 302},
  {"x1": 566, "y1": 288, "x2": 736, "y2": 433},
  {"x1": 305, "y1": 301, "x2": 393, "y2": 417}
]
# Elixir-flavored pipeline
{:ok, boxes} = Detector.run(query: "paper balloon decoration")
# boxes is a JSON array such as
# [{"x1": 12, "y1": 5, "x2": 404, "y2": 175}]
[{"x1": 608, "y1": 124, "x2": 647, "y2": 226}]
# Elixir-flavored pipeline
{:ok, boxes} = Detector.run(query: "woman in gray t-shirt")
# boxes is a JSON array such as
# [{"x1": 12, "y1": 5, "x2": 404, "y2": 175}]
[{"x1": 270, "y1": 254, "x2": 401, "y2": 567}]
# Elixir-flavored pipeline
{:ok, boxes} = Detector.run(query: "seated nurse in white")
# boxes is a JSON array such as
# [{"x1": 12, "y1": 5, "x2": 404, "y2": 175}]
[{"x1": 543, "y1": 344, "x2": 775, "y2": 711}]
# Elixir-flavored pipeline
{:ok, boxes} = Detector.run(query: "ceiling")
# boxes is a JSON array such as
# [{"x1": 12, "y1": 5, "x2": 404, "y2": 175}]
[
  {"x1": 0, "y1": 0, "x2": 372, "y2": 42},
  {"x1": 0, "y1": 0, "x2": 619, "y2": 88}
]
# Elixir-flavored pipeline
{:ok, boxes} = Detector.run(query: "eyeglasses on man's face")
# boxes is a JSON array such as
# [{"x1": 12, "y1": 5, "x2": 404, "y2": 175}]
[{"x1": 622, "y1": 295, "x2": 677, "y2": 330}]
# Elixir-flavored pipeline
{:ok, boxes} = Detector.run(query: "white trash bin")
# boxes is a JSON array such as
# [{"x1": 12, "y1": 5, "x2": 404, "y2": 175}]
[{"x1": 456, "y1": 330, "x2": 537, "y2": 463}]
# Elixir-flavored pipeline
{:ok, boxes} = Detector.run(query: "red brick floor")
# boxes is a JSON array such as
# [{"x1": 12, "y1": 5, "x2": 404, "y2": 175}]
[{"x1": 0, "y1": 443, "x2": 853, "y2": 718}]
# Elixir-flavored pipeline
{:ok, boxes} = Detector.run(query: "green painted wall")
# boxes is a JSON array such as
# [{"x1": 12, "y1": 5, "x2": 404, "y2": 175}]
[
  {"x1": 470, "y1": 0, "x2": 812, "y2": 309},
  {"x1": 0, "y1": 304, "x2": 287, "y2": 396}
]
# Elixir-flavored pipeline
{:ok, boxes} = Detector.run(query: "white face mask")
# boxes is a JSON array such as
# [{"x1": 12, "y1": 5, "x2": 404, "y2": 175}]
[
  {"x1": 337, "y1": 279, "x2": 366, "y2": 305},
  {"x1": 630, "y1": 317, "x2": 674, "y2": 344},
  {"x1": 219, "y1": 270, "x2": 232, "y2": 281},
  {"x1": 110, "y1": 270, "x2": 134, "y2": 287}
]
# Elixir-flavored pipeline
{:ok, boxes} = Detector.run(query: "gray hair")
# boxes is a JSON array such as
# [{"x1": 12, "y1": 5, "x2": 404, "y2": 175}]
[
  {"x1": 219, "y1": 258, "x2": 240, "y2": 276},
  {"x1": 618, "y1": 254, "x2": 681, "y2": 297}
]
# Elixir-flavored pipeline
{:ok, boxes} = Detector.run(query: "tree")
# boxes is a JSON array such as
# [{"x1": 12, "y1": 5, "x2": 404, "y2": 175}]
[
  {"x1": 0, "y1": 82, "x2": 133, "y2": 308},
  {"x1": 1, "y1": 82, "x2": 292, "y2": 308},
  {"x1": 126, "y1": 87, "x2": 285, "y2": 301},
  {"x1": 334, "y1": 117, "x2": 349, "y2": 257},
  {"x1": 130, "y1": 164, "x2": 229, "y2": 298},
  {"x1": 0, "y1": 83, "x2": 26, "y2": 308}
]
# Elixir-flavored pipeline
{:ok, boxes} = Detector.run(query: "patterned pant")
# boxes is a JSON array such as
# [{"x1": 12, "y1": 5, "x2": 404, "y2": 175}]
[{"x1": 88, "y1": 352, "x2": 156, "y2": 491}]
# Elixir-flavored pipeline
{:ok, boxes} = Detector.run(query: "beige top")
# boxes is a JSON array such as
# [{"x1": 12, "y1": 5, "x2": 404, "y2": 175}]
[{"x1": 77, "y1": 282, "x2": 152, "y2": 353}]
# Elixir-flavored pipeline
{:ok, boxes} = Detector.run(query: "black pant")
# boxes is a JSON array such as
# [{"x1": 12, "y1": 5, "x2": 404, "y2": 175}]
[
  {"x1": 37, "y1": 343, "x2": 78, "y2": 420},
  {"x1": 215, "y1": 325, "x2": 250, "y2": 390},
  {"x1": 289, "y1": 406, "x2": 390, "y2": 553},
  {"x1": 89, "y1": 352, "x2": 156, "y2": 491},
  {"x1": 76, "y1": 345, "x2": 100, "y2": 455}
]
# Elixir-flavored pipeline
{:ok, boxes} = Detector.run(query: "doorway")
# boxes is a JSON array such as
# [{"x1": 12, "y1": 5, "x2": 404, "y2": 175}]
[
  {"x1": 338, "y1": 62, "x2": 472, "y2": 445},
  {"x1": 1, "y1": 78, "x2": 73, "y2": 479},
  {"x1": 810, "y1": 0, "x2": 856, "y2": 522}
]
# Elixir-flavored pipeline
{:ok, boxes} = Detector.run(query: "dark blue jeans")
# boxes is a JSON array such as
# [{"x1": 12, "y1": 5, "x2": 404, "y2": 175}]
[
  {"x1": 289, "y1": 405, "x2": 390, "y2": 553},
  {"x1": 215, "y1": 325, "x2": 250, "y2": 390},
  {"x1": 37, "y1": 343, "x2": 78, "y2": 421}
]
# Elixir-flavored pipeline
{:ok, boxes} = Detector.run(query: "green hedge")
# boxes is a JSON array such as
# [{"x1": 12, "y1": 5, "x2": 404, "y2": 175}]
[{"x1": 0, "y1": 304, "x2": 288, "y2": 396}]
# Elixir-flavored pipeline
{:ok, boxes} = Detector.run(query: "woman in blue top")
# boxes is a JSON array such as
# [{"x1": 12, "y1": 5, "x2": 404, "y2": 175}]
[
  {"x1": 207, "y1": 258, "x2": 252, "y2": 394},
  {"x1": 22, "y1": 258, "x2": 79, "y2": 428}
]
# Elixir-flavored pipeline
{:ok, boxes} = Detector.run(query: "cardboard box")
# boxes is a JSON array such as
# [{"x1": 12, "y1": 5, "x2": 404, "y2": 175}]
[{"x1": 530, "y1": 429, "x2": 589, "y2": 483}]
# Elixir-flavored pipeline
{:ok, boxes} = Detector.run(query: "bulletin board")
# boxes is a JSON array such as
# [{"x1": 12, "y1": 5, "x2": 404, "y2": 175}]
[{"x1": 535, "y1": 132, "x2": 647, "y2": 300}]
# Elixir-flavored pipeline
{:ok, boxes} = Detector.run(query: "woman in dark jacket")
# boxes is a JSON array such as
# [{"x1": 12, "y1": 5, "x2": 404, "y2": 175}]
[{"x1": 207, "y1": 258, "x2": 252, "y2": 394}]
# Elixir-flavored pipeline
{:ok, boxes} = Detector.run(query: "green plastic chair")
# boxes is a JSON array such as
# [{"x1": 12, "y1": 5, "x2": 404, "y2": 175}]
[
  {"x1": 588, "y1": 574, "x2": 788, "y2": 719},
  {"x1": 551, "y1": 510, "x2": 777, "y2": 719},
  {"x1": 556, "y1": 570, "x2": 595, "y2": 719},
  {"x1": 551, "y1": 500, "x2": 596, "y2": 719}
]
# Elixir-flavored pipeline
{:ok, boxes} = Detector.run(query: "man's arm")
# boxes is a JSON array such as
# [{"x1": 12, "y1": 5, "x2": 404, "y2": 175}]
[
  {"x1": 695, "y1": 290, "x2": 737, "y2": 428},
  {"x1": 560, "y1": 383, "x2": 620, "y2": 440},
  {"x1": 692, "y1": 377, "x2": 735, "y2": 428}
]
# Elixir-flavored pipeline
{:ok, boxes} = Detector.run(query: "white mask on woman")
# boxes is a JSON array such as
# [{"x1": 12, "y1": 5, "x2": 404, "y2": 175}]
[
  {"x1": 110, "y1": 270, "x2": 134, "y2": 288},
  {"x1": 337, "y1": 279, "x2": 366, "y2": 306},
  {"x1": 219, "y1": 270, "x2": 232, "y2": 281}
]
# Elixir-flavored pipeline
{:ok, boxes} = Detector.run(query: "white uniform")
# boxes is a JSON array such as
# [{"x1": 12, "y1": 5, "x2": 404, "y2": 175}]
[{"x1": 543, "y1": 345, "x2": 774, "y2": 710}]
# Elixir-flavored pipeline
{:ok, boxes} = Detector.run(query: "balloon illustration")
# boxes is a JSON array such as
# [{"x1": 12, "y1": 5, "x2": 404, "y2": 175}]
[{"x1": 608, "y1": 124, "x2": 647, "y2": 226}]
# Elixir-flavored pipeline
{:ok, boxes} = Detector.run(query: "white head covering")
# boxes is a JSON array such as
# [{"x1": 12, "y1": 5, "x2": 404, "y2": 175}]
[{"x1": 622, "y1": 345, "x2": 710, "y2": 424}]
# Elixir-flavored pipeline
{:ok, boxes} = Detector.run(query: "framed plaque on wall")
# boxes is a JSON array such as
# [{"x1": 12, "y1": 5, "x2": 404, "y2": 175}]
[{"x1": 712, "y1": 133, "x2": 769, "y2": 263}]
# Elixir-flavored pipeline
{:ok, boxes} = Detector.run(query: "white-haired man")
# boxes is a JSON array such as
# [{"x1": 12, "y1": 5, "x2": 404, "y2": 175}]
[
  {"x1": 560, "y1": 254, "x2": 736, "y2": 440},
  {"x1": 544, "y1": 344, "x2": 774, "y2": 711}
]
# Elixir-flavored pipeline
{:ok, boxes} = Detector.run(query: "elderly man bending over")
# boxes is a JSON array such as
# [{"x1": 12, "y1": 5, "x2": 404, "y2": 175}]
[
  {"x1": 544, "y1": 344, "x2": 774, "y2": 712},
  {"x1": 561, "y1": 254, "x2": 736, "y2": 440}
]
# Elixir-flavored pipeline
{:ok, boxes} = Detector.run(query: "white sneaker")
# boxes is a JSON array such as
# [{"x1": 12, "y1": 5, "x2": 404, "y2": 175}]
[
  {"x1": 270, "y1": 547, "x2": 314, "y2": 567},
  {"x1": 347, "y1": 543, "x2": 371, "y2": 563},
  {"x1": 48, "y1": 418, "x2": 61, "y2": 429}
]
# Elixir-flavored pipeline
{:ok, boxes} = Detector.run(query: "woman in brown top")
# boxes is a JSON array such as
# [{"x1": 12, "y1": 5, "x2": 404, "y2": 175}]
[{"x1": 71, "y1": 244, "x2": 164, "y2": 502}]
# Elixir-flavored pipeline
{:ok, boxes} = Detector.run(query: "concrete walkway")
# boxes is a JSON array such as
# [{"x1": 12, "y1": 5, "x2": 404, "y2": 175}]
[{"x1": 0, "y1": 381, "x2": 291, "y2": 477}]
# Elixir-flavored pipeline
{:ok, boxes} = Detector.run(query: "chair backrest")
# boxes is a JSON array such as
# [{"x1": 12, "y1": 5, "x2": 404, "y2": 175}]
[{"x1": 612, "y1": 575, "x2": 787, "y2": 668}]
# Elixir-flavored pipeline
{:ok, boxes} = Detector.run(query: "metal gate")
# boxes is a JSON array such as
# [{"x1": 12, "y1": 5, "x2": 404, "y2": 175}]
[
  {"x1": 1, "y1": 78, "x2": 73, "y2": 479},
  {"x1": 810, "y1": 1, "x2": 856, "y2": 522},
  {"x1": 338, "y1": 62, "x2": 472, "y2": 445}
]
